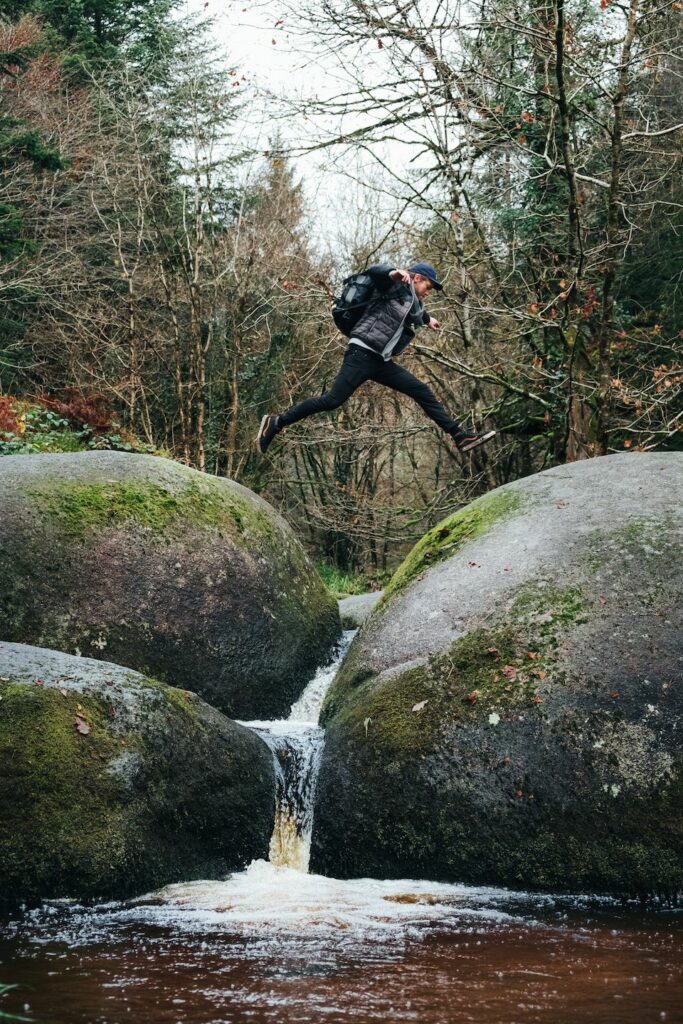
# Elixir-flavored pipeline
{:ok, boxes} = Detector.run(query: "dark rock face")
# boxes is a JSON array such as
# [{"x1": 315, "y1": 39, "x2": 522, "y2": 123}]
[
  {"x1": 0, "y1": 643, "x2": 275, "y2": 907},
  {"x1": 312, "y1": 454, "x2": 683, "y2": 897},
  {"x1": 0, "y1": 453, "x2": 340, "y2": 718}
]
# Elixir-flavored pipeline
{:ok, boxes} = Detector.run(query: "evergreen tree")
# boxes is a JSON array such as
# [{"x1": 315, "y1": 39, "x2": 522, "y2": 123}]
[{"x1": 0, "y1": 19, "x2": 63, "y2": 354}]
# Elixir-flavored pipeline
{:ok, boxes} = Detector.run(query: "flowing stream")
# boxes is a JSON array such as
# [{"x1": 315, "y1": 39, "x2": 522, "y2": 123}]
[
  {"x1": 235, "y1": 628, "x2": 357, "y2": 872},
  {"x1": 0, "y1": 630, "x2": 680, "y2": 1024}
]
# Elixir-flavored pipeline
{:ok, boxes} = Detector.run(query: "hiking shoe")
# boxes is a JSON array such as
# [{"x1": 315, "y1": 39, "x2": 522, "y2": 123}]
[
  {"x1": 257, "y1": 413, "x2": 282, "y2": 454},
  {"x1": 453, "y1": 428, "x2": 496, "y2": 453}
]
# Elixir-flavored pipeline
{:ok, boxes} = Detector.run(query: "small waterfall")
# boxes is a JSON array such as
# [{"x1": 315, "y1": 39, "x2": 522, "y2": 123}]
[
  {"x1": 238, "y1": 630, "x2": 355, "y2": 873},
  {"x1": 267, "y1": 728, "x2": 325, "y2": 870}
]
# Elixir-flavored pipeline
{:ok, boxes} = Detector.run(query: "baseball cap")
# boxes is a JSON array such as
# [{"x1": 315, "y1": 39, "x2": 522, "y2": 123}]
[{"x1": 408, "y1": 262, "x2": 444, "y2": 290}]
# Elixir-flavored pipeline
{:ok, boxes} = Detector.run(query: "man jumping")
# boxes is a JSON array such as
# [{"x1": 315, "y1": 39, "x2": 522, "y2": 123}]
[{"x1": 256, "y1": 262, "x2": 496, "y2": 455}]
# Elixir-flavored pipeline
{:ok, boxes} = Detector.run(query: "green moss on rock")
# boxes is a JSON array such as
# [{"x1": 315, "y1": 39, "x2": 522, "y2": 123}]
[
  {"x1": 28, "y1": 479, "x2": 262, "y2": 538},
  {"x1": 324, "y1": 591, "x2": 587, "y2": 747},
  {"x1": 0, "y1": 648, "x2": 277, "y2": 907},
  {"x1": 0, "y1": 453, "x2": 341, "y2": 719},
  {"x1": 0, "y1": 684, "x2": 128, "y2": 899},
  {"x1": 323, "y1": 583, "x2": 586, "y2": 727},
  {"x1": 382, "y1": 489, "x2": 525, "y2": 602}
]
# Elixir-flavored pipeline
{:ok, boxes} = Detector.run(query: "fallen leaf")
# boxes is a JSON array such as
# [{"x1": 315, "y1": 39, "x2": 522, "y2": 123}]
[
  {"x1": 74, "y1": 715, "x2": 91, "y2": 735},
  {"x1": 465, "y1": 691, "x2": 479, "y2": 704},
  {"x1": 531, "y1": 696, "x2": 544, "y2": 704},
  {"x1": 599, "y1": 595, "x2": 607, "y2": 605},
  {"x1": 527, "y1": 651, "x2": 539, "y2": 660},
  {"x1": 59, "y1": 688, "x2": 68, "y2": 697},
  {"x1": 412, "y1": 700, "x2": 428, "y2": 712},
  {"x1": 501, "y1": 665, "x2": 518, "y2": 681},
  {"x1": 610, "y1": 690, "x2": 620, "y2": 699}
]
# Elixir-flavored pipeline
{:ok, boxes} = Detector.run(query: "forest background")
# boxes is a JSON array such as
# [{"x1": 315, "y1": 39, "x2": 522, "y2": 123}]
[{"x1": 0, "y1": 0, "x2": 681, "y2": 586}]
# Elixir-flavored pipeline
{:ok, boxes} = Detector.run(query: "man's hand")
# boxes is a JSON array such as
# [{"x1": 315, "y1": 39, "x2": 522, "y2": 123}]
[
  {"x1": 389, "y1": 268, "x2": 411, "y2": 285},
  {"x1": 428, "y1": 316, "x2": 441, "y2": 330}
]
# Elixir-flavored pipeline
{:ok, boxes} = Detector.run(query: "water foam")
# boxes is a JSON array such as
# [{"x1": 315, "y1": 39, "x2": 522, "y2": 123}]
[{"x1": 138, "y1": 860, "x2": 523, "y2": 940}]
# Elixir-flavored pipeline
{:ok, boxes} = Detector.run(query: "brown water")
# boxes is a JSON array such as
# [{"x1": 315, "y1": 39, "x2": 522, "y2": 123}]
[{"x1": 0, "y1": 867, "x2": 680, "y2": 1024}]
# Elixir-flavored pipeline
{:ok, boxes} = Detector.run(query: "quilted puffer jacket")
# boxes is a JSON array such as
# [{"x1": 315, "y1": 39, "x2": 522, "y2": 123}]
[{"x1": 351, "y1": 264, "x2": 430, "y2": 358}]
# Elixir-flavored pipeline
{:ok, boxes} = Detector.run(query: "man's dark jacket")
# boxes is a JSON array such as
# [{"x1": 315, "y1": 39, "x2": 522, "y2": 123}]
[{"x1": 351, "y1": 264, "x2": 430, "y2": 359}]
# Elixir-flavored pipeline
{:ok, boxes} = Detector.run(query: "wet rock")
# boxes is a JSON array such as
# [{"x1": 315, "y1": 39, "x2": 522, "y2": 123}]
[
  {"x1": 0, "y1": 642, "x2": 275, "y2": 907},
  {"x1": 312, "y1": 453, "x2": 683, "y2": 897},
  {"x1": 338, "y1": 592, "x2": 383, "y2": 629},
  {"x1": 0, "y1": 452, "x2": 340, "y2": 718}
]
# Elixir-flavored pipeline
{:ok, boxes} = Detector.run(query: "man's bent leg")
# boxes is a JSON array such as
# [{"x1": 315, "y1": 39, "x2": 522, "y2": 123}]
[
  {"x1": 373, "y1": 360, "x2": 461, "y2": 434},
  {"x1": 278, "y1": 347, "x2": 372, "y2": 427}
]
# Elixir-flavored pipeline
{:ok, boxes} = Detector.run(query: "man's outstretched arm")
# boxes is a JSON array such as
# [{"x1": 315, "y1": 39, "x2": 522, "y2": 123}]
[{"x1": 367, "y1": 264, "x2": 419, "y2": 287}]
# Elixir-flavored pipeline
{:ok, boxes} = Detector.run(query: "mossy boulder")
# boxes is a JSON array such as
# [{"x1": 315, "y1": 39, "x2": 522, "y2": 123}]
[
  {"x1": 0, "y1": 642, "x2": 275, "y2": 907},
  {"x1": 0, "y1": 452, "x2": 340, "y2": 718},
  {"x1": 312, "y1": 453, "x2": 683, "y2": 897}
]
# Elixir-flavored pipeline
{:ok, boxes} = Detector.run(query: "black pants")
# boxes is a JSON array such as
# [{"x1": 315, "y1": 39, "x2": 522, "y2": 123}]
[{"x1": 279, "y1": 345, "x2": 461, "y2": 434}]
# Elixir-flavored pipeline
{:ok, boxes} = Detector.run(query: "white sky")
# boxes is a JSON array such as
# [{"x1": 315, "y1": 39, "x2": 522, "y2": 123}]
[{"x1": 179, "y1": 0, "x2": 423, "y2": 259}]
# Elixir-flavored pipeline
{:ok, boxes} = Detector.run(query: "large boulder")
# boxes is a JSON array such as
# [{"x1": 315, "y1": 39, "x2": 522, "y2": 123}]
[
  {"x1": 0, "y1": 642, "x2": 275, "y2": 907},
  {"x1": 338, "y1": 591, "x2": 383, "y2": 629},
  {"x1": 0, "y1": 453, "x2": 340, "y2": 718},
  {"x1": 312, "y1": 453, "x2": 683, "y2": 897}
]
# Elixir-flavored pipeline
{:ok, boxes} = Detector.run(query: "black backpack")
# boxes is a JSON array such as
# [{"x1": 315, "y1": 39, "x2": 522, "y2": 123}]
[{"x1": 331, "y1": 272, "x2": 376, "y2": 337}]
